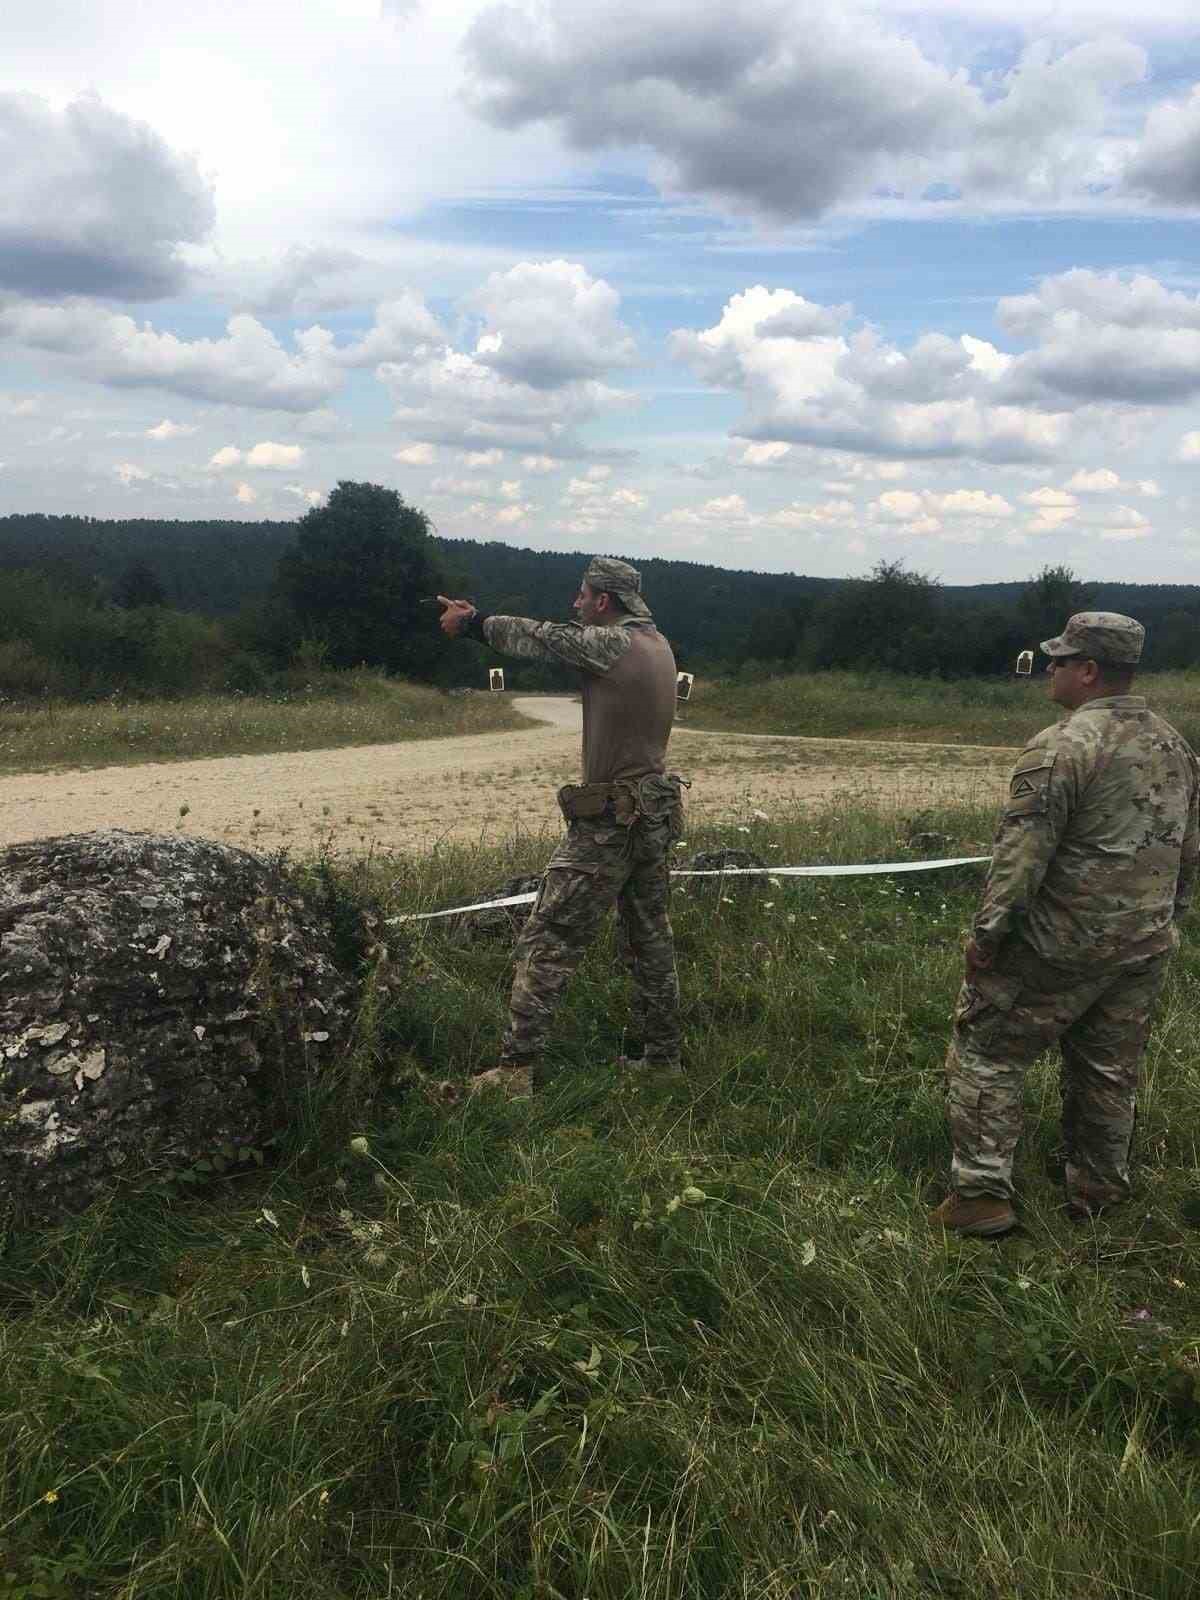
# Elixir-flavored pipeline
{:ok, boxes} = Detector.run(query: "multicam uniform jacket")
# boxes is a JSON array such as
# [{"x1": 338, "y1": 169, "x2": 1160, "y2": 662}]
[{"x1": 973, "y1": 695, "x2": 1200, "y2": 971}]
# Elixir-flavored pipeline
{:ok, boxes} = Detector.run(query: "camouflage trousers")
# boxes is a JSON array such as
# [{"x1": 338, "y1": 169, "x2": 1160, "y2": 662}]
[
  {"x1": 501, "y1": 813, "x2": 680, "y2": 1067},
  {"x1": 946, "y1": 940, "x2": 1169, "y2": 1206}
]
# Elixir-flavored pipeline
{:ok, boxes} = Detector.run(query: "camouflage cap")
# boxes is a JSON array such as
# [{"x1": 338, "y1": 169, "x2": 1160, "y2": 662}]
[
  {"x1": 1040, "y1": 611, "x2": 1144, "y2": 665},
  {"x1": 582, "y1": 556, "x2": 651, "y2": 617}
]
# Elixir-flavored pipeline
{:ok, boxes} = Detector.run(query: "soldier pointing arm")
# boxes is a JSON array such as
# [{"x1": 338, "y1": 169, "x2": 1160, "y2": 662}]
[
  {"x1": 933, "y1": 612, "x2": 1200, "y2": 1237},
  {"x1": 438, "y1": 558, "x2": 686, "y2": 1098}
]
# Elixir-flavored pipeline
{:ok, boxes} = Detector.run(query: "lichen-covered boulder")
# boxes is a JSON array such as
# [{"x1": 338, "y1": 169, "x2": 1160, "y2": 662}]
[
  {"x1": 0, "y1": 829, "x2": 355, "y2": 1219},
  {"x1": 682, "y1": 848, "x2": 769, "y2": 895},
  {"x1": 454, "y1": 874, "x2": 544, "y2": 940}
]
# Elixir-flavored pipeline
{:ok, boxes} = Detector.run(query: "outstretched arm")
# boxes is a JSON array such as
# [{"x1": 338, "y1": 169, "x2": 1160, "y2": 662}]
[{"x1": 437, "y1": 597, "x2": 631, "y2": 676}]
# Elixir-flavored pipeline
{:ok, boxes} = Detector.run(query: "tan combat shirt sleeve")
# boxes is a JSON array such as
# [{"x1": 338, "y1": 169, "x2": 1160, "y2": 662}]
[
  {"x1": 481, "y1": 615, "x2": 634, "y2": 676},
  {"x1": 972, "y1": 730, "x2": 1075, "y2": 959}
]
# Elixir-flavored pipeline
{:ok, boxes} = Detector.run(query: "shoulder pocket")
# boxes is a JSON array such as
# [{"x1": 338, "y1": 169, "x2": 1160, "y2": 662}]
[{"x1": 1005, "y1": 751, "x2": 1056, "y2": 818}]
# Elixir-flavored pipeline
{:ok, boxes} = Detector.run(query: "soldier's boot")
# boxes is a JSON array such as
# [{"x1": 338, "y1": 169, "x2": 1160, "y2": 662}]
[
  {"x1": 929, "y1": 1194, "x2": 1017, "y2": 1237},
  {"x1": 1063, "y1": 1161, "x2": 1127, "y2": 1221},
  {"x1": 1063, "y1": 1182, "x2": 1120, "y2": 1221},
  {"x1": 618, "y1": 1053, "x2": 684, "y2": 1079},
  {"x1": 468, "y1": 1062, "x2": 533, "y2": 1100}
]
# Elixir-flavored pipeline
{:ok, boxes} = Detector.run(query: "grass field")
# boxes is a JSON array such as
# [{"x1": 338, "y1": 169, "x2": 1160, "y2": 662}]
[
  {"x1": 687, "y1": 669, "x2": 1200, "y2": 751},
  {"x1": 0, "y1": 673, "x2": 528, "y2": 775},
  {"x1": 2, "y1": 799, "x2": 1198, "y2": 1598}
]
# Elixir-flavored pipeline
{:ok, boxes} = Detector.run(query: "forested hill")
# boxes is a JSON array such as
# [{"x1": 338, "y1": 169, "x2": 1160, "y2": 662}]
[
  {"x1": 0, "y1": 513, "x2": 298, "y2": 618},
  {"x1": 438, "y1": 539, "x2": 844, "y2": 665},
  {"x1": 4, "y1": 511, "x2": 1200, "y2": 673}
]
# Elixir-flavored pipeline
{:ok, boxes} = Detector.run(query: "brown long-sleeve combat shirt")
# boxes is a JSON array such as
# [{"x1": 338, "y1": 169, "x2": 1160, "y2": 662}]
[
  {"x1": 480, "y1": 614, "x2": 678, "y2": 785},
  {"x1": 974, "y1": 695, "x2": 1200, "y2": 971}
]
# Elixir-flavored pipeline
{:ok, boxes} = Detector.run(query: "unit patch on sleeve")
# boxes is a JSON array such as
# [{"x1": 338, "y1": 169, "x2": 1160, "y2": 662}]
[{"x1": 1005, "y1": 750, "x2": 1057, "y2": 817}]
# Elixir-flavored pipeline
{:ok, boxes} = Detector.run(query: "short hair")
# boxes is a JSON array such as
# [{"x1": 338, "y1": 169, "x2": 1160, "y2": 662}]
[
  {"x1": 588, "y1": 583, "x2": 628, "y2": 614},
  {"x1": 1094, "y1": 660, "x2": 1135, "y2": 692}
]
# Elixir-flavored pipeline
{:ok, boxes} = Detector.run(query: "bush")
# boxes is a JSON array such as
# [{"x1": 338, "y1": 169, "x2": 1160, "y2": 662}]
[
  {"x1": 224, "y1": 650, "x2": 272, "y2": 695},
  {"x1": 0, "y1": 637, "x2": 60, "y2": 698}
]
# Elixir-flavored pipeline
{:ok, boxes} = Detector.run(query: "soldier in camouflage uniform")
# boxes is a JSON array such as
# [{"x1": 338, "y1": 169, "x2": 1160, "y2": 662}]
[
  {"x1": 438, "y1": 558, "x2": 685, "y2": 1097},
  {"x1": 932, "y1": 612, "x2": 1199, "y2": 1237}
]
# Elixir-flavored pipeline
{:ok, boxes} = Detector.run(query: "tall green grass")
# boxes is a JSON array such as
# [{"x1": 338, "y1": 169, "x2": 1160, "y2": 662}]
[
  {"x1": 688, "y1": 669, "x2": 1200, "y2": 751},
  {"x1": 0, "y1": 671, "x2": 528, "y2": 775},
  {"x1": 1, "y1": 800, "x2": 1198, "y2": 1597}
]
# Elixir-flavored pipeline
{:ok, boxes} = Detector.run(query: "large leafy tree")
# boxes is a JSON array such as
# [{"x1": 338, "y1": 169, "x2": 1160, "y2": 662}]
[
  {"x1": 811, "y1": 559, "x2": 943, "y2": 672},
  {"x1": 275, "y1": 481, "x2": 448, "y2": 675},
  {"x1": 1017, "y1": 565, "x2": 1094, "y2": 645}
]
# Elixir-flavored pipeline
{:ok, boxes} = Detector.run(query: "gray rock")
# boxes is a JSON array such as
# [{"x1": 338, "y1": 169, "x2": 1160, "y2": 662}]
[
  {"x1": 0, "y1": 829, "x2": 354, "y2": 1220},
  {"x1": 907, "y1": 831, "x2": 953, "y2": 854},
  {"x1": 680, "y1": 848, "x2": 770, "y2": 898},
  {"x1": 454, "y1": 874, "x2": 544, "y2": 939},
  {"x1": 686, "y1": 849, "x2": 767, "y2": 873}
]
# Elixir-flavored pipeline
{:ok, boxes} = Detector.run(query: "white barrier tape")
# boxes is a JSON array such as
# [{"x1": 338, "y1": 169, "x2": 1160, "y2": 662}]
[
  {"x1": 676, "y1": 855, "x2": 990, "y2": 878},
  {"x1": 391, "y1": 854, "x2": 990, "y2": 923}
]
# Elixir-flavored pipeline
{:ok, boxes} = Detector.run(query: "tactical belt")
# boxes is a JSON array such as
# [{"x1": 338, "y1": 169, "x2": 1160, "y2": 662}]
[{"x1": 557, "y1": 774, "x2": 689, "y2": 830}]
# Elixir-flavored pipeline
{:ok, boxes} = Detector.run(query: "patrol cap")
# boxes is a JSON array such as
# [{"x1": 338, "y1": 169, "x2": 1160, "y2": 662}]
[
  {"x1": 582, "y1": 556, "x2": 651, "y2": 618},
  {"x1": 1039, "y1": 611, "x2": 1144, "y2": 666}
]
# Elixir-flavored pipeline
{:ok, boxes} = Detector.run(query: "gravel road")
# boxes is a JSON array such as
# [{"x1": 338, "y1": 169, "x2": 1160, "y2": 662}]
[{"x1": 0, "y1": 696, "x2": 1013, "y2": 854}]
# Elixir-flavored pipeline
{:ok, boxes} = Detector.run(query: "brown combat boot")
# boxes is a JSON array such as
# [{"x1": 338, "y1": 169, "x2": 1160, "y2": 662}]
[
  {"x1": 1064, "y1": 1189, "x2": 1117, "y2": 1222},
  {"x1": 468, "y1": 1062, "x2": 533, "y2": 1100},
  {"x1": 618, "y1": 1054, "x2": 684, "y2": 1079},
  {"x1": 929, "y1": 1194, "x2": 1017, "y2": 1237}
]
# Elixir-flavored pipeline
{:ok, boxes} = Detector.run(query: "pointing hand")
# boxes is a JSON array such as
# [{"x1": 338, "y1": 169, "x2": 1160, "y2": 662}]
[{"x1": 436, "y1": 595, "x2": 475, "y2": 639}]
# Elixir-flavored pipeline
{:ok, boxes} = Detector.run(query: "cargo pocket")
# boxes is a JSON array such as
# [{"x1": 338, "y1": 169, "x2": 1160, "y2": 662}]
[
  {"x1": 652, "y1": 772, "x2": 689, "y2": 842},
  {"x1": 534, "y1": 861, "x2": 601, "y2": 925},
  {"x1": 946, "y1": 1079, "x2": 991, "y2": 1159},
  {"x1": 953, "y1": 968, "x2": 1022, "y2": 1045}
]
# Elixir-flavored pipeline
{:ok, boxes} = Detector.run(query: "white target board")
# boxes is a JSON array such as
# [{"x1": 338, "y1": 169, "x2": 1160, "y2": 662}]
[
  {"x1": 489, "y1": 668, "x2": 506, "y2": 692},
  {"x1": 676, "y1": 672, "x2": 695, "y2": 701},
  {"x1": 1015, "y1": 650, "x2": 1034, "y2": 677}
]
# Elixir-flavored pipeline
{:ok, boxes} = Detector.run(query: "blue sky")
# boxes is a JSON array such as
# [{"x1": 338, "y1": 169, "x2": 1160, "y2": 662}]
[{"x1": 4, "y1": 0, "x2": 1200, "y2": 584}]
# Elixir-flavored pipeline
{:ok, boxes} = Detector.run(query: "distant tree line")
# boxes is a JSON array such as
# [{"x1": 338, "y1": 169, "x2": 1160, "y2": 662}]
[{"x1": 1, "y1": 484, "x2": 1199, "y2": 700}]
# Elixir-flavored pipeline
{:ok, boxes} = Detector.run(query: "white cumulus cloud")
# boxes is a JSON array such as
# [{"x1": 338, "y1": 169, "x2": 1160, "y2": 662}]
[
  {"x1": 394, "y1": 442, "x2": 436, "y2": 466},
  {"x1": 998, "y1": 271, "x2": 1200, "y2": 405},
  {"x1": 671, "y1": 285, "x2": 1069, "y2": 463},
  {"x1": 469, "y1": 260, "x2": 638, "y2": 389},
  {"x1": 145, "y1": 417, "x2": 197, "y2": 440},
  {"x1": 0, "y1": 91, "x2": 214, "y2": 299},
  {"x1": 464, "y1": 1, "x2": 1148, "y2": 219},
  {"x1": 0, "y1": 302, "x2": 343, "y2": 412},
  {"x1": 246, "y1": 441, "x2": 304, "y2": 469},
  {"x1": 1065, "y1": 467, "x2": 1122, "y2": 492}
]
